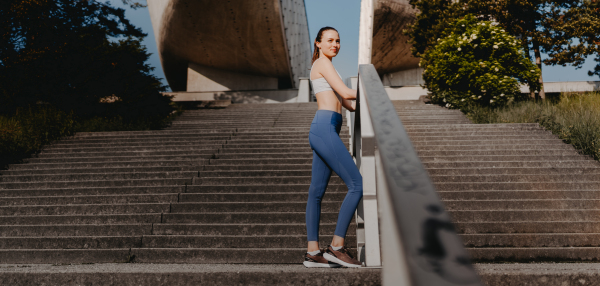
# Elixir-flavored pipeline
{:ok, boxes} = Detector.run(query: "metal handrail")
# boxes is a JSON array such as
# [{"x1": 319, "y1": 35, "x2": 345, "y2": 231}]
[{"x1": 352, "y1": 64, "x2": 482, "y2": 285}]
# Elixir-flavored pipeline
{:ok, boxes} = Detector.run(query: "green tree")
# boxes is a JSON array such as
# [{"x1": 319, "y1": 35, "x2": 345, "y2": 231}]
[
  {"x1": 407, "y1": 0, "x2": 600, "y2": 99},
  {"x1": 542, "y1": 0, "x2": 600, "y2": 78},
  {"x1": 0, "y1": 0, "x2": 171, "y2": 121},
  {"x1": 422, "y1": 15, "x2": 541, "y2": 109}
]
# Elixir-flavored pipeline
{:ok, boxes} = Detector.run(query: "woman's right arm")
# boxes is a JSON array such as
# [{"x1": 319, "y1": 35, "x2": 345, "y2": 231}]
[{"x1": 315, "y1": 60, "x2": 357, "y2": 100}]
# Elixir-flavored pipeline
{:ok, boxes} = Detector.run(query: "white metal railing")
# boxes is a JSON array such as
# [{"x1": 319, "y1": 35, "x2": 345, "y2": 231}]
[{"x1": 350, "y1": 65, "x2": 482, "y2": 286}]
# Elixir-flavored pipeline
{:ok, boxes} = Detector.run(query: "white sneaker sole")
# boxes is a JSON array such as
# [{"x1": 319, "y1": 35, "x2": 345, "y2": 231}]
[
  {"x1": 323, "y1": 252, "x2": 362, "y2": 268},
  {"x1": 303, "y1": 261, "x2": 342, "y2": 268}
]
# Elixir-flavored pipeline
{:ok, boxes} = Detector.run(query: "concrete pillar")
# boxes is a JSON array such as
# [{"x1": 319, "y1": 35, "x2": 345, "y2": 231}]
[
  {"x1": 358, "y1": 0, "x2": 375, "y2": 65},
  {"x1": 297, "y1": 77, "x2": 310, "y2": 102}
]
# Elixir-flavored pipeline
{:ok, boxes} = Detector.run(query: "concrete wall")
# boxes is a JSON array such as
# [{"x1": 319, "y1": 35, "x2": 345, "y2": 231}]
[
  {"x1": 187, "y1": 63, "x2": 278, "y2": 92},
  {"x1": 147, "y1": 0, "x2": 311, "y2": 92},
  {"x1": 359, "y1": 0, "x2": 423, "y2": 86}
]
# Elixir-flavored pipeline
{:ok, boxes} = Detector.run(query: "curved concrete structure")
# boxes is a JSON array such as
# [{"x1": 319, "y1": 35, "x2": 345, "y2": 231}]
[{"x1": 148, "y1": 0, "x2": 311, "y2": 92}]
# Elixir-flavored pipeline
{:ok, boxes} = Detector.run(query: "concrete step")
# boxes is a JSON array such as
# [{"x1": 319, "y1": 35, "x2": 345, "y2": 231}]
[
  {"x1": 24, "y1": 154, "x2": 212, "y2": 164},
  {"x1": 197, "y1": 170, "x2": 317, "y2": 177},
  {"x1": 194, "y1": 176, "x2": 344, "y2": 185},
  {"x1": 162, "y1": 212, "x2": 344, "y2": 224},
  {"x1": 415, "y1": 144, "x2": 573, "y2": 151},
  {"x1": 0, "y1": 235, "x2": 356, "y2": 249},
  {"x1": 0, "y1": 224, "x2": 152, "y2": 237},
  {"x1": 34, "y1": 150, "x2": 215, "y2": 159},
  {"x1": 411, "y1": 139, "x2": 565, "y2": 146},
  {"x1": 45, "y1": 140, "x2": 225, "y2": 149},
  {"x1": 0, "y1": 264, "x2": 381, "y2": 286},
  {"x1": 152, "y1": 223, "x2": 354, "y2": 236},
  {"x1": 0, "y1": 178, "x2": 191, "y2": 190},
  {"x1": 418, "y1": 150, "x2": 579, "y2": 157},
  {"x1": 428, "y1": 167, "x2": 600, "y2": 176},
  {"x1": 423, "y1": 161, "x2": 599, "y2": 169},
  {"x1": 185, "y1": 184, "x2": 347, "y2": 193},
  {"x1": 51, "y1": 137, "x2": 228, "y2": 145},
  {"x1": 0, "y1": 223, "x2": 355, "y2": 237},
  {"x1": 436, "y1": 182, "x2": 600, "y2": 191},
  {"x1": 1, "y1": 166, "x2": 202, "y2": 176},
  {"x1": 170, "y1": 202, "x2": 343, "y2": 213},
  {"x1": 40, "y1": 145, "x2": 221, "y2": 154},
  {"x1": 439, "y1": 190, "x2": 600, "y2": 200},
  {"x1": 0, "y1": 203, "x2": 171, "y2": 215},
  {"x1": 203, "y1": 164, "x2": 311, "y2": 171},
  {"x1": 0, "y1": 194, "x2": 179, "y2": 206},
  {"x1": 449, "y1": 210, "x2": 600, "y2": 222},
  {"x1": 0, "y1": 213, "x2": 161, "y2": 225},
  {"x1": 455, "y1": 221, "x2": 600, "y2": 234},
  {"x1": 7, "y1": 160, "x2": 208, "y2": 171},
  {"x1": 0, "y1": 171, "x2": 198, "y2": 183},
  {"x1": 468, "y1": 247, "x2": 600, "y2": 263},
  {"x1": 408, "y1": 134, "x2": 558, "y2": 141},
  {"x1": 419, "y1": 155, "x2": 588, "y2": 162},
  {"x1": 214, "y1": 153, "x2": 313, "y2": 160},
  {"x1": 431, "y1": 174, "x2": 600, "y2": 183},
  {"x1": 219, "y1": 148, "x2": 313, "y2": 154},
  {"x1": 0, "y1": 186, "x2": 185, "y2": 197},
  {"x1": 0, "y1": 248, "x2": 354, "y2": 264},
  {"x1": 446, "y1": 199, "x2": 600, "y2": 210},
  {"x1": 461, "y1": 233, "x2": 600, "y2": 248},
  {"x1": 181, "y1": 192, "x2": 347, "y2": 203}
]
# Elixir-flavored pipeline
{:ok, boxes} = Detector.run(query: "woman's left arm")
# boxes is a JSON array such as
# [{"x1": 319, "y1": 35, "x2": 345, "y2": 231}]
[{"x1": 341, "y1": 97, "x2": 356, "y2": 112}]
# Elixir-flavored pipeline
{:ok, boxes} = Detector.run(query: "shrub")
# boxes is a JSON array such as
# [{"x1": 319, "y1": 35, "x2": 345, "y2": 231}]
[
  {"x1": 0, "y1": 106, "x2": 75, "y2": 168},
  {"x1": 465, "y1": 92, "x2": 600, "y2": 161},
  {"x1": 421, "y1": 15, "x2": 542, "y2": 109}
]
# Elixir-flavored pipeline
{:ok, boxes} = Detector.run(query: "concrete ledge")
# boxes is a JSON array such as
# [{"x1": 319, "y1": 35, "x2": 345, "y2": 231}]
[
  {"x1": 0, "y1": 264, "x2": 381, "y2": 286},
  {"x1": 520, "y1": 81, "x2": 600, "y2": 93},
  {"x1": 164, "y1": 90, "x2": 298, "y2": 103}
]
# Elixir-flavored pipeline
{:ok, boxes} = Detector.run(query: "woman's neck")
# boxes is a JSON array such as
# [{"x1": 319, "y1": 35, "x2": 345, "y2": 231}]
[{"x1": 319, "y1": 53, "x2": 333, "y2": 62}]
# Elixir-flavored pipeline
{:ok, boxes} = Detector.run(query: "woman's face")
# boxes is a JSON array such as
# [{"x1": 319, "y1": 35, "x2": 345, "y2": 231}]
[{"x1": 317, "y1": 30, "x2": 340, "y2": 58}]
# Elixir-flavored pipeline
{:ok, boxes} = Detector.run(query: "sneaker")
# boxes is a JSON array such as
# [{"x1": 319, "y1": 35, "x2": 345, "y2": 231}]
[
  {"x1": 303, "y1": 250, "x2": 342, "y2": 268},
  {"x1": 323, "y1": 245, "x2": 362, "y2": 268}
]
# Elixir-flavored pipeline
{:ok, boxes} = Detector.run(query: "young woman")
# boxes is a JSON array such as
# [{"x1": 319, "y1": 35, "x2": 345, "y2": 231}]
[{"x1": 303, "y1": 27, "x2": 363, "y2": 268}]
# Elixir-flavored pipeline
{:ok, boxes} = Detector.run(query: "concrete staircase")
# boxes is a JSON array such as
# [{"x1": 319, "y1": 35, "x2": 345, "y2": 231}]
[
  {"x1": 0, "y1": 103, "x2": 380, "y2": 285},
  {"x1": 395, "y1": 100, "x2": 600, "y2": 284}
]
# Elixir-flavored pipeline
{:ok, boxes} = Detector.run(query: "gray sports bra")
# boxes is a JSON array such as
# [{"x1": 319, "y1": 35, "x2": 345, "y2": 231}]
[{"x1": 310, "y1": 58, "x2": 342, "y2": 95}]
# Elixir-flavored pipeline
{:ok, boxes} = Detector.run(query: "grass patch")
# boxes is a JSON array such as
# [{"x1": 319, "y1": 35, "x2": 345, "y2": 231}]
[
  {"x1": 0, "y1": 106, "x2": 76, "y2": 168},
  {"x1": 463, "y1": 92, "x2": 600, "y2": 161}
]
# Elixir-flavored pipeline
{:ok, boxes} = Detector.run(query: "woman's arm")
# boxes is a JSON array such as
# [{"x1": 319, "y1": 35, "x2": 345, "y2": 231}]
[
  {"x1": 341, "y1": 98, "x2": 356, "y2": 111},
  {"x1": 315, "y1": 59, "x2": 357, "y2": 100}
]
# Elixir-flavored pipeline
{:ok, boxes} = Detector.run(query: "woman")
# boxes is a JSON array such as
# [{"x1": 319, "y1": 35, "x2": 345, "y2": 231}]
[{"x1": 303, "y1": 26, "x2": 363, "y2": 268}]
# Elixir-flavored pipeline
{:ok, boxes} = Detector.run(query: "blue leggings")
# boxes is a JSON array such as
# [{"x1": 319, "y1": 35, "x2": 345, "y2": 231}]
[{"x1": 306, "y1": 110, "x2": 363, "y2": 242}]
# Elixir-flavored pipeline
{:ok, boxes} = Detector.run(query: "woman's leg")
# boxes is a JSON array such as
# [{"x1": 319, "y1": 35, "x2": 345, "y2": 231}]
[
  {"x1": 309, "y1": 122, "x2": 363, "y2": 242},
  {"x1": 306, "y1": 138, "x2": 333, "y2": 248}
]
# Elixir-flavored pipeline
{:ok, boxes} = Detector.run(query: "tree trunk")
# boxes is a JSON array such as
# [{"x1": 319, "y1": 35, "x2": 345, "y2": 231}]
[{"x1": 533, "y1": 42, "x2": 545, "y2": 100}]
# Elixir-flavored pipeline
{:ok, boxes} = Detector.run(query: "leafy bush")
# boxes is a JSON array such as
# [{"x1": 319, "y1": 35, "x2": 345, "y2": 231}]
[
  {"x1": 421, "y1": 15, "x2": 542, "y2": 109},
  {"x1": 465, "y1": 92, "x2": 600, "y2": 161},
  {"x1": 0, "y1": 106, "x2": 75, "y2": 168}
]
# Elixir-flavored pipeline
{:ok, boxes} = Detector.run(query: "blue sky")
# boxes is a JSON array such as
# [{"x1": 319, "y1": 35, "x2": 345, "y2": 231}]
[{"x1": 107, "y1": 0, "x2": 598, "y2": 91}]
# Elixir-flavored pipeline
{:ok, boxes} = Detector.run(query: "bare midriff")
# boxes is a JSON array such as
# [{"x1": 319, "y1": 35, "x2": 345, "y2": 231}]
[{"x1": 315, "y1": 91, "x2": 343, "y2": 114}]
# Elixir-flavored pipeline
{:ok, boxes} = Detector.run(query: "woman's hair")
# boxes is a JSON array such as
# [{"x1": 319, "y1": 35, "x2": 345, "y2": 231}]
[{"x1": 311, "y1": 26, "x2": 338, "y2": 65}]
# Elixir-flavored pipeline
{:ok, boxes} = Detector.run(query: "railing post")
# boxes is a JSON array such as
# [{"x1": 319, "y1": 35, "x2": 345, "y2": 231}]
[{"x1": 349, "y1": 75, "x2": 381, "y2": 267}]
